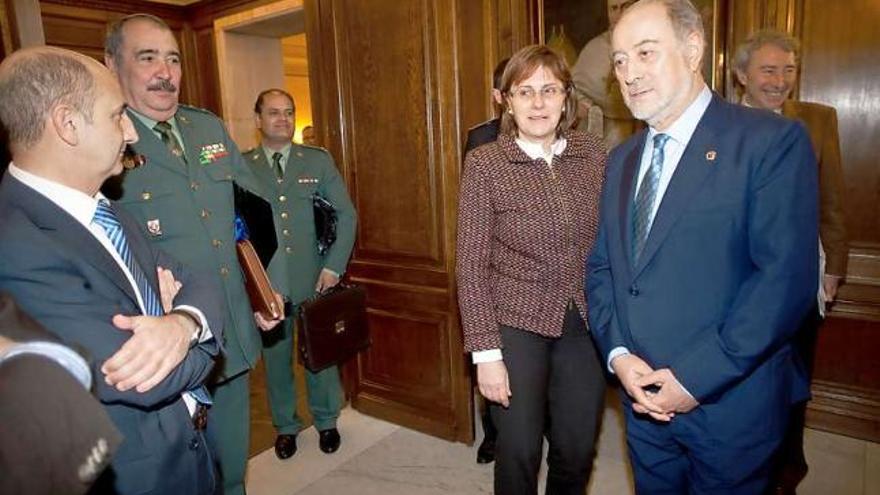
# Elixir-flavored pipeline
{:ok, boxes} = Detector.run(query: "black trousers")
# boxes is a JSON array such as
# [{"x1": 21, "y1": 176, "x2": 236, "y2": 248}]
[{"x1": 492, "y1": 305, "x2": 606, "y2": 495}]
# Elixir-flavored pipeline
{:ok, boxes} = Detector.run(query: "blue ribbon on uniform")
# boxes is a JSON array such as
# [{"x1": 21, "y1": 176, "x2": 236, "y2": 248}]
[{"x1": 234, "y1": 215, "x2": 249, "y2": 242}]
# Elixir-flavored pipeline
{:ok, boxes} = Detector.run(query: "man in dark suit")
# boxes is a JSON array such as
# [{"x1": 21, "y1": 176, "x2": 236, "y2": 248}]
[
  {"x1": 0, "y1": 46, "x2": 224, "y2": 494},
  {"x1": 243, "y1": 88, "x2": 356, "y2": 459},
  {"x1": 463, "y1": 58, "x2": 508, "y2": 156},
  {"x1": 586, "y1": 1, "x2": 818, "y2": 493},
  {"x1": 734, "y1": 29, "x2": 849, "y2": 494},
  {"x1": 0, "y1": 293, "x2": 122, "y2": 495}
]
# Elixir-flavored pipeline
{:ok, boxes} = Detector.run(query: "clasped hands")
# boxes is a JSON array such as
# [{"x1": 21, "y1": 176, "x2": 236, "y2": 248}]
[{"x1": 611, "y1": 353, "x2": 699, "y2": 422}]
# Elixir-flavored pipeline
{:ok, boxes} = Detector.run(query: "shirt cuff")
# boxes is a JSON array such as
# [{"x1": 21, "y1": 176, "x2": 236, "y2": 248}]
[
  {"x1": 173, "y1": 305, "x2": 213, "y2": 342},
  {"x1": 0, "y1": 341, "x2": 92, "y2": 388},
  {"x1": 322, "y1": 268, "x2": 340, "y2": 278},
  {"x1": 607, "y1": 346, "x2": 630, "y2": 373},
  {"x1": 472, "y1": 348, "x2": 503, "y2": 364}
]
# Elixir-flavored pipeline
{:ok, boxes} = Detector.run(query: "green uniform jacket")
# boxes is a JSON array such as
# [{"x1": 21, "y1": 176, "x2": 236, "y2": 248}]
[
  {"x1": 242, "y1": 144, "x2": 356, "y2": 305},
  {"x1": 111, "y1": 105, "x2": 266, "y2": 380}
]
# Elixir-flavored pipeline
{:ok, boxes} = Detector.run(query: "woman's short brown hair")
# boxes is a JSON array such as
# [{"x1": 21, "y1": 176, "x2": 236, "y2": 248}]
[{"x1": 499, "y1": 45, "x2": 578, "y2": 137}]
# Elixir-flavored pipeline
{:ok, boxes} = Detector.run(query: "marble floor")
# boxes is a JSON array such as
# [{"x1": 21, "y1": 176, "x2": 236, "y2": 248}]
[{"x1": 245, "y1": 395, "x2": 880, "y2": 495}]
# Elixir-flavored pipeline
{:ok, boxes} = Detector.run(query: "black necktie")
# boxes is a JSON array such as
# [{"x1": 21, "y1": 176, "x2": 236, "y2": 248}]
[{"x1": 272, "y1": 152, "x2": 284, "y2": 181}]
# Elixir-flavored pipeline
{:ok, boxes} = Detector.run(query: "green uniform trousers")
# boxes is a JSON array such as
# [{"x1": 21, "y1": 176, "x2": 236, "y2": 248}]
[
  {"x1": 210, "y1": 371, "x2": 250, "y2": 495},
  {"x1": 262, "y1": 316, "x2": 343, "y2": 434}
]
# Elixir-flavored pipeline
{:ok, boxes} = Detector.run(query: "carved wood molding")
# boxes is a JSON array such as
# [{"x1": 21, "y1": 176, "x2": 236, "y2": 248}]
[
  {"x1": 807, "y1": 379, "x2": 880, "y2": 443},
  {"x1": 830, "y1": 245, "x2": 880, "y2": 321},
  {"x1": 40, "y1": 0, "x2": 185, "y2": 19}
]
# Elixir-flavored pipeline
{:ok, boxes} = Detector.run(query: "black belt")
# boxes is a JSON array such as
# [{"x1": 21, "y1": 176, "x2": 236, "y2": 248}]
[{"x1": 193, "y1": 403, "x2": 209, "y2": 431}]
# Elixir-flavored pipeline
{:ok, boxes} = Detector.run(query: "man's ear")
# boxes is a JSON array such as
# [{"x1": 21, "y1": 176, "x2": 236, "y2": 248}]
[
  {"x1": 50, "y1": 104, "x2": 80, "y2": 147},
  {"x1": 734, "y1": 68, "x2": 748, "y2": 87},
  {"x1": 104, "y1": 54, "x2": 118, "y2": 75},
  {"x1": 684, "y1": 31, "x2": 705, "y2": 73}
]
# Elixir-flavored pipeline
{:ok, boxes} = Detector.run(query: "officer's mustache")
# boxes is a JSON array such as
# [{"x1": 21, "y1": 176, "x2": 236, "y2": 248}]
[{"x1": 147, "y1": 79, "x2": 177, "y2": 92}]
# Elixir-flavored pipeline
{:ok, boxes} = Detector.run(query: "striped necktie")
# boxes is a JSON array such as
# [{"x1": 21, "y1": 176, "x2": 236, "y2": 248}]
[
  {"x1": 92, "y1": 200, "x2": 211, "y2": 405},
  {"x1": 632, "y1": 133, "x2": 670, "y2": 262}
]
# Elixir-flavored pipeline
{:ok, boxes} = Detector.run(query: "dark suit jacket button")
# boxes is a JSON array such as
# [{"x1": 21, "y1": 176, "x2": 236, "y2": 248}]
[
  {"x1": 629, "y1": 286, "x2": 639, "y2": 296},
  {"x1": 189, "y1": 437, "x2": 200, "y2": 450}
]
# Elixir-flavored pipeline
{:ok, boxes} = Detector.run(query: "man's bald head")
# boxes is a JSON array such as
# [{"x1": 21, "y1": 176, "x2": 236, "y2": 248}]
[{"x1": 0, "y1": 47, "x2": 99, "y2": 151}]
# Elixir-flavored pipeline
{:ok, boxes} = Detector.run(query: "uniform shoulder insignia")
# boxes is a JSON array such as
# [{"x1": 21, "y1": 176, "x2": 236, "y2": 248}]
[
  {"x1": 178, "y1": 103, "x2": 219, "y2": 118},
  {"x1": 299, "y1": 143, "x2": 329, "y2": 152}
]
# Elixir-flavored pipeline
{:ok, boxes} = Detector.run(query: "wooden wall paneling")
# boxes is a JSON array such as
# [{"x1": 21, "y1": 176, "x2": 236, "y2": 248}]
[
  {"x1": 797, "y1": 0, "x2": 880, "y2": 441},
  {"x1": 457, "y1": 0, "x2": 490, "y2": 139},
  {"x1": 3, "y1": 0, "x2": 43, "y2": 53}
]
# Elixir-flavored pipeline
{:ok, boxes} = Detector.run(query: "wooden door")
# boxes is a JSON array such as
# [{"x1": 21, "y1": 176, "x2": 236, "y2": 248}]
[{"x1": 304, "y1": 0, "x2": 482, "y2": 442}]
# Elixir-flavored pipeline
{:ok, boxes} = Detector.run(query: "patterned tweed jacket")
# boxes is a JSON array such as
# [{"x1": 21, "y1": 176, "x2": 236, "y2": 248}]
[{"x1": 456, "y1": 130, "x2": 607, "y2": 352}]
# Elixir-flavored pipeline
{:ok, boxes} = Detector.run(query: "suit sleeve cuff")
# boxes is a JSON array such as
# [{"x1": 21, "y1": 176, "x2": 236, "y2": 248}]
[
  {"x1": 0, "y1": 342, "x2": 92, "y2": 388},
  {"x1": 607, "y1": 346, "x2": 630, "y2": 373},
  {"x1": 472, "y1": 349, "x2": 503, "y2": 364},
  {"x1": 172, "y1": 305, "x2": 213, "y2": 342}
]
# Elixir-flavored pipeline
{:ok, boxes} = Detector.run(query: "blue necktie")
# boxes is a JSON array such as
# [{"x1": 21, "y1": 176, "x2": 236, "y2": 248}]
[
  {"x1": 632, "y1": 133, "x2": 670, "y2": 262},
  {"x1": 93, "y1": 200, "x2": 211, "y2": 405}
]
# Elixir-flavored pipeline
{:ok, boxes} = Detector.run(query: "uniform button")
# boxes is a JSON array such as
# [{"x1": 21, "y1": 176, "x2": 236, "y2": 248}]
[
  {"x1": 141, "y1": 191, "x2": 152, "y2": 200},
  {"x1": 629, "y1": 285, "x2": 639, "y2": 297},
  {"x1": 212, "y1": 239, "x2": 222, "y2": 248},
  {"x1": 190, "y1": 181, "x2": 199, "y2": 191},
  {"x1": 279, "y1": 195, "x2": 287, "y2": 202},
  {"x1": 200, "y1": 209, "x2": 210, "y2": 219},
  {"x1": 282, "y1": 229, "x2": 290, "y2": 236},
  {"x1": 285, "y1": 247, "x2": 293, "y2": 254},
  {"x1": 225, "y1": 174, "x2": 233, "y2": 180},
  {"x1": 280, "y1": 212, "x2": 288, "y2": 219},
  {"x1": 220, "y1": 266, "x2": 229, "y2": 276},
  {"x1": 189, "y1": 437, "x2": 200, "y2": 450}
]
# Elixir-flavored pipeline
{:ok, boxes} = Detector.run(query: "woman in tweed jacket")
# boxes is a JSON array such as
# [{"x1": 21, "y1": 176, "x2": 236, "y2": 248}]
[{"x1": 456, "y1": 45, "x2": 607, "y2": 495}]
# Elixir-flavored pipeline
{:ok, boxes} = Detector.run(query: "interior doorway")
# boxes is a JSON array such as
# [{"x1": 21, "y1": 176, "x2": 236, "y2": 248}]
[{"x1": 214, "y1": 0, "x2": 313, "y2": 152}]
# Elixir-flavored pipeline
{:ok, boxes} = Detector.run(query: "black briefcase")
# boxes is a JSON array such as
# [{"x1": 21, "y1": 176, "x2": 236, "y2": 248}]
[{"x1": 296, "y1": 284, "x2": 370, "y2": 372}]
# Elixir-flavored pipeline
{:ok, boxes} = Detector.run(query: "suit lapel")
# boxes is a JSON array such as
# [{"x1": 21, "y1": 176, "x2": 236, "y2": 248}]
[
  {"x1": 1, "y1": 176, "x2": 141, "y2": 305},
  {"x1": 633, "y1": 98, "x2": 722, "y2": 277},
  {"x1": 618, "y1": 131, "x2": 647, "y2": 270}
]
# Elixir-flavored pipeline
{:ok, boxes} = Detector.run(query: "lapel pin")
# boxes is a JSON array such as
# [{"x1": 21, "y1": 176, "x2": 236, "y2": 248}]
[
  {"x1": 296, "y1": 151, "x2": 304, "y2": 158},
  {"x1": 706, "y1": 150, "x2": 717, "y2": 161},
  {"x1": 146, "y1": 219, "x2": 162, "y2": 236}
]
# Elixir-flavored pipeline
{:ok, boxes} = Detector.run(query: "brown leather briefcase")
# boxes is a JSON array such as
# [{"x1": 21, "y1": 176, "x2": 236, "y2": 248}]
[
  {"x1": 236, "y1": 239, "x2": 281, "y2": 320},
  {"x1": 297, "y1": 284, "x2": 370, "y2": 372}
]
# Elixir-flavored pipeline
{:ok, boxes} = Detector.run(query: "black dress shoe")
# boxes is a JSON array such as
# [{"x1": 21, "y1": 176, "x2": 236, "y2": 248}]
[
  {"x1": 274, "y1": 434, "x2": 297, "y2": 459},
  {"x1": 318, "y1": 428, "x2": 341, "y2": 454},
  {"x1": 476, "y1": 437, "x2": 495, "y2": 464}
]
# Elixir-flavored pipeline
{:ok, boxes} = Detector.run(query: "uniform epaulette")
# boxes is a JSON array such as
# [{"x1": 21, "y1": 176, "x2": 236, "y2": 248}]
[
  {"x1": 178, "y1": 103, "x2": 218, "y2": 117},
  {"x1": 299, "y1": 143, "x2": 330, "y2": 154}
]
